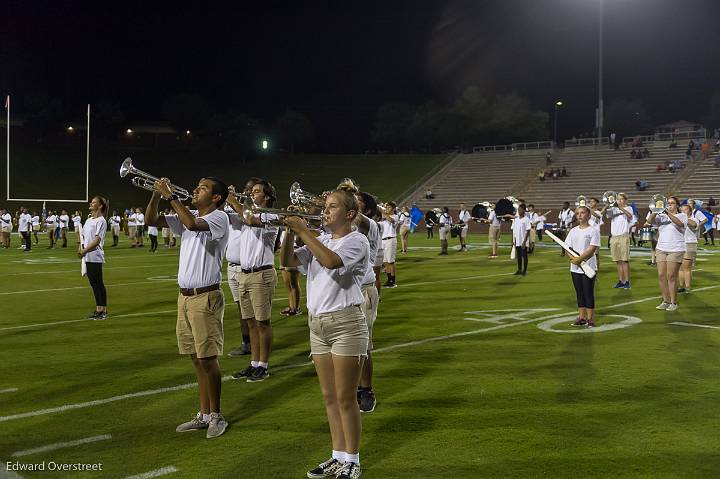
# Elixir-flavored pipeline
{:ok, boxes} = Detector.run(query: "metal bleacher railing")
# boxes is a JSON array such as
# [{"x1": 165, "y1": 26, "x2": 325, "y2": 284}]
[
  {"x1": 563, "y1": 137, "x2": 610, "y2": 147},
  {"x1": 620, "y1": 129, "x2": 707, "y2": 145},
  {"x1": 471, "y1": 140, "x2": 554, "y2": 153}
]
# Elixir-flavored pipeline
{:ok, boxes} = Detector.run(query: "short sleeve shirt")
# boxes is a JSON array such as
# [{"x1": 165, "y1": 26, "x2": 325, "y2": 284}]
[
  {"x1": 565, "y1": 225, "x2": 601, "y2": 273},
  {"x1": 82, "y1": 216, "x2": 107, "y2": 263}
]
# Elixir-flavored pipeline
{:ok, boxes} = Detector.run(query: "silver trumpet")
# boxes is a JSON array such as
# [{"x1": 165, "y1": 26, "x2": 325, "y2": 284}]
[
  {"x1": 601, "y1": 190, "x2": 617, "y2": 206},
  {"x1": 649, "y1": 194, "x2": 668, "y2": 214},
  {"x1": 242, "y1": 198, "x2": 323, "y2": 227},
  {"x1": 290, "y1": 182, "x2": 323, "y2": 207},
  {"x1": 120, "y1": 158, "x2": 191, "y2": 200}
]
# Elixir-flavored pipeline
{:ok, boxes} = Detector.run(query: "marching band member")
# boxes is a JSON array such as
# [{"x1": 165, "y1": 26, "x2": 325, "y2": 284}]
[
  {"x1": 534, "y1": 210, "x2": 546, "y2": 243},
  {"x1": 72, "y1": 210, "x2": 82, "y2": 245},
  {"x1": 45, "y1": 210, "x2": 57, "y2": 249},
  {"x1": 161, "y1": 210, "x2": 172, "y2": 248},
  {"x1": 644, "y1": 209, "x2": 658, "y2": 266},
  {"x1": 588, "y1": 197, "x2": 603, "y2": 269},
  {"x1": 279, "y1": 228, "x2": 303, "y2": 317},
  {"x1": 565, "y1": 206, "x2": 601, "y2": 328},
  {"x1": 109, "y1": 211, "x2": 121, "y2": 247},
  {"x1": 379, "y1": 202, "x2": 398, "y2": 287},
  {"x1": 688, "y1": 199, "x2": 707, "y2": 243},
  {"x1": 397, "y1": 205, "x2": 411, "y2": 253},
  {"x1": 458, "y1": 203, "x2": 471, "y2": 251},
  {"x1": 79, "y1": 196, "x2": 109, "y2": 320},
  {"x1": 486, "y1": 203, "x2": 500, "y2": 258},
  {"x1": 127, "y1": 208, "x2": 137, "y2": 247},
  {"x1": 0, "y1": 207, "x2": 10, "y2": 248},
  {"x1": 604, "y1": 193, "x2": 633, "y2": 289},
  {"x1": 558, "y1": 201, "x2": 575, "y2": 256},
  {"x1": 227, "y1": 180, "x2": 279, "y2": 383},
  {"x1": 438, "y1": 206, "x2": 452, "y2": 255},
  {"x1": 148, "y1": 223, "x2": 159, "y2": 252},
  {"x1": 18, "y1": 207, "x2": 32, "y2": 252},
  {"x1": 31, "y1": 211, "x2": 40, "y2": 244},
  {"x1": 280, "y1": 189, "x2": 369, "y2": 479},
  {"x1": 648, "y1": 196, "x2": 687, "y2": 311},
  {"x1": 146, "y1": 176, "x2": 231, "y2": 439},
  {"x1": 677, "y1": 203, "x2": 698, "y2": 293},
  {"x1": 135, "y1": 207, "x2": 145, "y2": 247},
  {"x1": 58, "y1": 209, "x2": 70, "y2": 248},
  {"x1": 526, "y1": 204, "x2": 537, "y2": 253},
  {"x1": 511, "y1": 204, "x2": 531, "y2": 275}
]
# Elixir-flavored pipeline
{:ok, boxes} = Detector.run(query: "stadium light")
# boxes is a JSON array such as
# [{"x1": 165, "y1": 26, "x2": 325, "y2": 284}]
[
  {"x1": 554, "y1": 101, "x2": 563, "y2": 146},
  {"x1": 67, "y1": 126, "x2": 74, "y2": 132},
  {"x1": 261, "y1": 139, "x2": 269, "y2": 151},
  {"x1": 556, "y1": 101, "x2": 563, "y2": 107},
  {"x1": 126, "y1": 128, "x2": 133, "y2": 135},
  {"x1": 185, "y1": 130, "x2": 191, "y2": 136}
]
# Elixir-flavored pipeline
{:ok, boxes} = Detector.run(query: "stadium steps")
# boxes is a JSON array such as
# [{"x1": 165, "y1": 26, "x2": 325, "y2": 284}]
[{"x1": 674, "y1": 154, "x2": 720, "y2": 202}]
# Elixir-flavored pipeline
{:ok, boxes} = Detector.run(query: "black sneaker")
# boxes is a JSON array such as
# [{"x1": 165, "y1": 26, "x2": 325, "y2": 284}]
[
  {"x1": 513, "y1": 270, "x2": 522, "y2": 275},
  {"x1": 358, "y1": 389, "x2": 376, "y2": 413},
  {"x1": 306, "y1": 458, "x2": 343, "y2": 478},
  {"x1": 231, "y1": 366, "x2": 256, "y2": 380},
  {"x1": 571, "y1": 318, "x2": 587, "y2": 327},
  {"x1": 94, "y1": 312, "x2": 108, "y2": 321},
  {"x1": 337, "y1": 462, "x2": 361, "y2": 479},
  {"x1": 87, "y1": 311, "x2": 101, "y2": 320},
  {"x1": 247, "y1": 366, "x2": 269, "y2": 383},
  {"x1": 677, "y1": 287, "x2": 686, "y2": 293}
]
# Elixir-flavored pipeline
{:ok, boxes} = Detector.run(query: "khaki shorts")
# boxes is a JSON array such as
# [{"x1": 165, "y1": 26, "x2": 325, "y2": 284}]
[
  {"x1": 360, "y1": 283, "x2": 379, "y2": 350},
  {"x1": 489, "y1": 226, "x2": 500, "y2": 245},
  {"x1": 32, "y1": 225, "x2": 40, "y2": 232},
  {"x1": 162, "y1": 227, "x2": 171, "y2": 238},
  {"x1": 382, "y1": 237, "x2": 397, "y2": 263},
  {"x1": 1, "y1": 226, "x2": 11, "y2": 233},
  {"x1": 176, "y1": 289, "x2": 225, "y2": 358},
  {"x1": 683, "y1": 242, "x2": 697, "y2": 265},
  {"x1": 610, "y1": 233, "x2": 630, "y2": 262},
  {"x1": 128, "y1": 226, "x2": 136, "y2": 237},
  {"x1": 308, "y1": 305, "x2": 369, "y2": 357},
  {"x1": 227, "y1": 265, "x2": 277, "y2": 321},
  {"x1": 111, "y1": 224, "x2": 120, "y2": 236},
  {"x1": 460, "y1": 225, "x2": 469, "y2": 239},
  {"x1": 399, "y1": 225, "x2": 410, "y2": 237},
  {"x1": 529, "y1": 229, "x2": 537, "y2": 243},
  {"x1": 439, "y1": 225, "x2": 450, "y2": 240},
  {"x1": 656, "y1": 250, "x2": 684, "y2": 264}
]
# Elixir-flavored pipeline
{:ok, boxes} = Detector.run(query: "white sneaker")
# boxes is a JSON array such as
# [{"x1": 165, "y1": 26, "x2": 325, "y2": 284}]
[
  {"x1": 176, "y1": 412, "x2": 208, "y2": 432},
  {"x1": 655, "y1": 302, "x2": 670, "y2": 310},
  {"x1": 666, "y1": 303, "x2": 678, "y2": 311},
  {"x1": 206, "y1": 412, "x2": 228, "y2": 438}
]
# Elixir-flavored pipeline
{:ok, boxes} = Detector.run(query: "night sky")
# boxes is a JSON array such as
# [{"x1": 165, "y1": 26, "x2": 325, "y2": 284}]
[{"x1": 3, "y1": 0, "x2": 720, "y2": 150}]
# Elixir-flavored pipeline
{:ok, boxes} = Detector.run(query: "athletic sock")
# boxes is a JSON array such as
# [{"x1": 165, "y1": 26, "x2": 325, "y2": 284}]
[
  {"x1": 251, "y1": 361, "x2": 259, "y2": 368},
  {"x1": 242, "y1": 334, "x2": 250, "y2": 344},
  {"x1": 345, "y1": 453, "x2": 360, "y2": 465},
  {"x1": 258, "y1": 361, "x2": 268, "y2": 369},
  {"x1": 332, "y1": 450, "x2": 345, "y2": 462}
]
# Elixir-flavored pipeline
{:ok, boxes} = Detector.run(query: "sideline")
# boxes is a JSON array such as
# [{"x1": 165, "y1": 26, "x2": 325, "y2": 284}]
[
  {"x1": 122, "y1": 466, "x2": 178, "y2": 479},
  {"x1": 669, "y1": 321, "x2": 720, "y2": 330},
  {"x1": 12, "y1": 435, "x2": 112, "y2": 458}
]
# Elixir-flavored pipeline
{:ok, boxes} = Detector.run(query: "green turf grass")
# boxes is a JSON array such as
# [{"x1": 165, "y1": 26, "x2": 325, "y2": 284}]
[{"x1": 1, "y1": 231, "x2": 719, "y2": 478}]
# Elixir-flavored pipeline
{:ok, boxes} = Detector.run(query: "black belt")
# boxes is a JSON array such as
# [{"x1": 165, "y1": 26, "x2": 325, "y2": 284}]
[
  {"x1": 180, "y1": 283, "x2": 220, "y2": 296},
  {"x1": 238, "y1": 264, "x2": 274, "y2": 274},
  {"x1": 382, "y1": 237, "x2": 395, "y2": 240}
]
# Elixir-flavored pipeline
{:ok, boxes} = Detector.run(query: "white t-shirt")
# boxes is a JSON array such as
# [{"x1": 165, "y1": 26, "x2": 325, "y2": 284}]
[
  {"x1": 72, "y1": 215, "x2": 82, "y2": 228},
  {"x1": 607, "y1": 207, "x2": 632, "y2": 236},
  {"x1": 589, "y1": 209, "x2": 604, "y2": 229},
  {"x1": 535, "y1": 215, "x2": 546, "y2": 230},
  {"x1": 295, "y1": 231, "x2": 369, "y2": 316},
  {"x1": 559, "y1": 209, "x2": 574, "y2": 228},
  {"x1": 439, "y1": 213, "x2": 452, "y2": 227},
  {"x1": 59, "y1": 214, "x2": 69, "y2": 228},
  {"x1": 18, "y1": 213, "x2": 31, "y2": 232},
  {"x1": 380, "y1": 214, "x2": 398, "y2": 239},
  {"x1": 110, "y1": 215, "x2": 121, "y2": 227},
  {"x1": 226, "y1": 212, "x2": 279, "y2": 268},
  {"x1": 512, "y1": 216, "x2": 532, "y2": 246},
  {"x1": 165, "y1": 209, "x2": 230, "y2": 289},
  {"x1": 128, "y1": 213, "x2": 137, "y2": 226},
  {"x1": 0, "y1": 213, "x2": 10, "y2": 228},
  {"x1": 488, "y1": 210, "x2": 501, "y2": 228},
  {"x1": 374, "y1": 219, "x2": 384, "y2": 267},
  {"x1": 654, "y1": 212, "x2": 688, "y2": 253},
  {"x1": 360, "y1": 218, "x2": 380, "y2": 285},
  {"x1": 714, "y1": 214, "x2": 720, "y2": 231},
  {"x1": 458, "y1": 210, "x2": 471, "y2": 228},
  {"x1": 526, "y1": 211, "x2": 538, "y2": 229},
  {"x1": 148, "y1": 226, "x2": 159, "y2": 236},
  {"x1": 31, "y1": 215, "x2": 40, "y2": 227},
  {"x1": 565, "y1": 225, "x2": 601, "y2": 273},
  {"x1": 135, "y1": 213, "x2": 145, "y2": 226},
  {"x1": 45, "y1": 214, "x2": 57, "y2": 227},
  {"x1": 398, "y1": 212, "x2": 411, "y2": 227},
  {"x1": 82, "y1": 216, "x2": 107, "y2": 263},
  {"x1": 692, "y1": 210, "x2": 707, "y2": 238}
]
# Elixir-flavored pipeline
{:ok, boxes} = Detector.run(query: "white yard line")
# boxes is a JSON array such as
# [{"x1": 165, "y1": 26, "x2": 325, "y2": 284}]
[
  {"x1": 12, "y1": 434, "x2": 112, "y2": 457},
  {"x1": 122, "y1": 466, "x2": 178, "y2": 479},
  {"x1": 669, "y1": 321, "x2": 720, "y2": 330},
  {"x1": 0, "y1": 388, "x2": 18, "y2": 394},
  {"x1": 5, "y1": 263, "x2": 177, "y2": 276},
  {"x1": 0, "y1": 281, "x2": 168, "y2": 296}
]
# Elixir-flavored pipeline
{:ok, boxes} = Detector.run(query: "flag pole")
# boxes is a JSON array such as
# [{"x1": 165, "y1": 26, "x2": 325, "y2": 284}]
[
  {"x1": 5, "y1": 95, "x2": 9, "y2": 201},
  {"x1": 86, "y1": 104, "x2": 90, "y2": 201}
]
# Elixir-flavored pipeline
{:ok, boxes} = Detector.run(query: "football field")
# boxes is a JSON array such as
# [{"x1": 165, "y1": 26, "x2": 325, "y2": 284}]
[{"x1": 1, "y1": 232, "x2": 719, "y2": 478}]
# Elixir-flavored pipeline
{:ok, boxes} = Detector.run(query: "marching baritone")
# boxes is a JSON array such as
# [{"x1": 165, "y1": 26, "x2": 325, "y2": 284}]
[
  {"x1": 379, "y1": 202, "x2": 398, "y2": 287},
  {"x1": 458, "y1": 203, "x2": 471, "y2": 251},
  {"x1": 603, "y1": 193, "x2": 633, "y2": 289},
  {"x1": 438, "y1": 206, "x2": 452, "y2": 255},
  {"x1": 648, "y1": 196, "x2": 687, "y2": 311}
]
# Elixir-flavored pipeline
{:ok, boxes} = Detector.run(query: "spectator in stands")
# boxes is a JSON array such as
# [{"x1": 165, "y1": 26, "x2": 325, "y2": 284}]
[
  {"x1": 714, "y1": 139, "x2": 720, "y2": 152},
  {"x1": 538, "y1": 170, "x2": 545, "y2": 181},
  {"x1": 630, "y1": 148, "x2": 638, "y2": 159},
  {"x1": 561, "y1": 167, "x2": 567, "y2": 177},
  {"x1": 610, "y1": 132, "x2": 616, "y2": 147},
  {"x1": 635, "y1": 180, "x2": 648, "y2": 191},
  {"x1": 701, "y1": 141, "x2": 711, "y2": 160},
  {"x1": 688, "y1": 139, "x2": 695, "y2": 151},
  {"x1": 642, "y1": 148, "x2": 650, "y2": 158},
  {"x1": 425, "y1": 189, "x2": 434, "y2": 199},
  {"x1": 552, "y1": 169, "x2": 560, "y2": 179},
  {"x1": 545, "y1": 151, "x2": 552, "y2": 165},
  {"x1": 708, "y1": 196, "x2": 717, "y2": 207},
  {"x1": 669, "y1": 140, "x2": 677, "y2": 149},
  {"x1": 715, "y1": 156, "x2": 720, "y2": 168}
]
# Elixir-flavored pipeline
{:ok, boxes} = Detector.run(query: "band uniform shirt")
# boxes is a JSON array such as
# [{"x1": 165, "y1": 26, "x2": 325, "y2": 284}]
[
  {"x1": 488, "y1": 210, "x2": 501, "y2": 228},
  {"x1": 110, "y1": 215, "x2": 121, "y2": 228},
  {"x1": 653, "y1": 212, "x2": 688, "y2": 253},
  {"x1": 18, "y1": 213, "x2": 31, "y2": 232},
  {"x1": 226, "y1": 212, "x2": 279, "y2": 269},
  {"x1": 526, "y1": 211, "x2": 538, "y2": 229},
  {"x1": 295, "y1": 231, "x2": 369, "y2": 316},
  {"x1": 692, "y1": 209, "x2": 707, "y2": 239},
  {"x1": 127, "y1": 213, "x2": 137, "y2": 227},
  {"x1": 360, "y1": 219, "x2": 380, "y2": 285},
  {"x1": 589, "y1": 210, "x2": 604, "y2": 229},
  {"x1": 607, "y1": 207, "x2": 631, "y2": 236},
  {"x1": 398, "y1": 212, "x2": 411, "y2": 228},
  {"x1": 0, "y1": 212, "x2": 10, "y2": 228},
  {"x1": 82, "y1": 216, "x2": 107, "y2": 263},
  {"x1": 31, "y1": 215, "x2": 40, "y2": 228},
  {"x1": 565, "y1": 225, "x2": 601, "y2": 273},
  {"x1": 380, "y1": 214, "x2": 398, "y2": 239},
  {"x1": 45, "y1": 214, "x2": 57, "y2": 228},
  {"x1": 458, "y1": 210, "x2": 471, "y2": 229},
  {"x1": 59, "y1": 214, "x2": 70, "y2": 229},
  {"x1": 684, "y1": 214, "x2": 698, "y2": 244},
  {"x1": 535, "y1": 215, "x2": 546, "y2": 230},
  {"x1": 559, "y1": 209, "x2": 574, "y2": 229},
  {"x1": 512, "y1": 215, "x2": 531, "y2": 246},
  {"x1": 439, "y1": 213, "x2": 452, "y2": 227},
  {"x1": 165, "y1": 209, "x2": 230, "y2": 289},
  {"x1": 135, "y1": 213, "x2": 145, "y2": 226},
  {"x1": 148, "y1": 226, "x2": 159, "y2": 236},
  {"x1": 714, "y1": 214, "x2": 720, "y2": 231}
]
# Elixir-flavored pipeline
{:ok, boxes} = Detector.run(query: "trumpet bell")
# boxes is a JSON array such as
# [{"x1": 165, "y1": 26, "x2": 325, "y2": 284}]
[
  {"x1": 602, "y1": 190, "x2": 617, "y2": 206},
  {"x1": 120, "y1": 158, "x2": 134, "y2": 178},
  {"x1": 649, "y1": 194, "x2": 667, "y2": 214},
  {"x1": 289, "y1": 182, "x2": 322, "y2": 207},
  {"x1": 575, "y1": 195, "x2": 588, "y2": 207}
]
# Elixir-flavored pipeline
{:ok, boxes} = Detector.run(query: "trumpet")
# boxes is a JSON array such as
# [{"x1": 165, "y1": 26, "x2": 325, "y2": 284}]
[
  {"x1": 242, "y1": 198, "x2": 323, "y2": 226},
  {"x1": 601, "y1": 190, "x2": 617, "y2": 206},
  {"x1": 290, "y1": 182, "x2": 323, "y2": 207},
  {"x1": 649, "y1": 194, "x2": 667, "y2": 214},
  {"x1": 120, "y1": 158, "x2": 191, "y2": 200},
  {"x1": 575, "y1": 195, "x2": 588, "y2": 207}
]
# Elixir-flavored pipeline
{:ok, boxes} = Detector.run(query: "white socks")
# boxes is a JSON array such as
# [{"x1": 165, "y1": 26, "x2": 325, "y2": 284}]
[
  {"x1": 251, "y1": 361, "x2": 259, "y2": 367},
  {"x1": 332, "y1": 450, "x2": 344, "y2": 461},
  {"x1": 345, "y1": 453, "x2": 360, "y2": 465},
  {"x1": 258, "y1": 361, "x2": 268, "y2": 369}
]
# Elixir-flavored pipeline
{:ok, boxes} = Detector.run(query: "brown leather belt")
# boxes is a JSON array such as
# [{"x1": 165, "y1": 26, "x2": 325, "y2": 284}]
[
  {"x1": 180, "y1": 283, "x2": 220, "y2": 296},
  {"x1": 240, "y1": 264, "x2": 274, "y2": 274}
]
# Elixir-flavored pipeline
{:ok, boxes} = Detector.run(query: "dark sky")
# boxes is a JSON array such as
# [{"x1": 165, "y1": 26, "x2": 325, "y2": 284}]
[{"x1": 2, "y1": 0, "x2": 720, "y2": 150}]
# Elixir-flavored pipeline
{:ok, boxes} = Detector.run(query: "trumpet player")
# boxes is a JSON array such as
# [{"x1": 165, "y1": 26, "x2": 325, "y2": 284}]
[
  {"x1": 226, "y1": 180, "x2": 279, "y2": 383},
  {"x1": 603, "y1": 193, "x2": 633, "y2": 289},
  {"x1": 379, "y1": 202, "x2": 398, "y2": 287},
  {"x1": 145, "y1": 175, "x2": 231, "y2": 439},
  {"x1": 678, "y1": 203, "x2": 699, "y2": 293}
]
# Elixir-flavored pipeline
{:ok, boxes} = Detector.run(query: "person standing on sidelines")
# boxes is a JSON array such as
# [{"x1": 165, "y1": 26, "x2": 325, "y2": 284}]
[
  {"x1": 79, "y1": 196, "x2": 109, "y2": 320},
  {"x1": 604, "y1": 193, "x2": 633, "y2": 289},
  {"x1": 397, "y1": 206, "x2": 411, "y2": 253},
  {"x1": 109, "y1": 211, "x2": 121, "y2": 247},
  {"x1": 280, "y1": 189, "x2": 370, "y2": 479},
  {"x1": 146, "y1": 176, "x2": 231, "y2": 439},
  {"x1": 677, "y1": 203, "x2": 698, "y2": 293},
  {"x1": 135, "y1": 207, "x2": 145, "y2": 247},
  {"x1": 227, "y1": 180, "x2": 279, "y2": 382},
  {"x1": 18, "y1": 207, "x2": 32, "y2": 252},
  {"x1": 128, "y1": 208, "x2": 137, "y2": 247},
  {"x1": 148, "y1": 223, "x2": 159, "y2": 252},
  {"x1": 0, "y1": 208, "x2": 11, "y2": 248},
  {"x1": 72, "y1": 210, "x2": 83, "y2": 245},
  {"x1": 511, "y1": 204, "x2": 531, "y2": 275},
  {"x1": 458, "y1": 203, "x2": 471, "y2": 252},
  {"x1": 485, "y1": 203, "x2": 501, "y2": 258},
  {"x1": 58, "y1": 209, "x2": 70, "y2": 248},
  {"x1": 438, "y1": 206, "x2": 452, "y2": 255},
  {"x1": 558, "y1": 201, "x2": 575, "y2": 256},
  {"x1": 648, "y1": 196, "x2": 687, "y2": 311},
  {"x1": 45, "y1": 211, "x2": 57, "y2": 249},
  {"x1": 526, "y1": 204, "x2": 538, "y2": 254},
  {"x1": 379, "y1": 202, "x2": 398, "y2": 287},
  {"x1": 565, "y1": 206, "x2": 601, "y2": 328},
  {"x1": 31, "y1": 211, "x2": 40, "y2": 244}
]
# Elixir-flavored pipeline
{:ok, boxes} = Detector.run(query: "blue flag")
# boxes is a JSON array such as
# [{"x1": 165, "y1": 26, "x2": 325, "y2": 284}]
[{"x1": 410, "y1": 206, "x2": 423, "y2": 229}]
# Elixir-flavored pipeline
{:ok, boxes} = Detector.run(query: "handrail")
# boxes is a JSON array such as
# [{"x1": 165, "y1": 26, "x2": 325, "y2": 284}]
[
  {"x1": 394, "y1": 152, "x2": 459, "y2": 204},
  {"x1": 472, "y1": 141, "x2": 554, "y2": 152},
  {"x1": 622, "y1": 129, "x2": 707, "y2": 144},
  {"x1": 564, "y1": 137, "x2": 610, "y2": 147}
]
